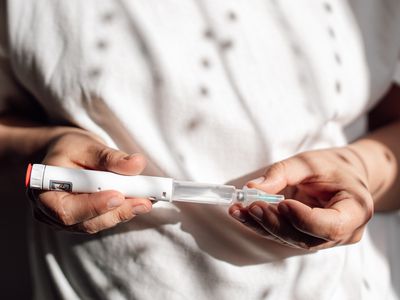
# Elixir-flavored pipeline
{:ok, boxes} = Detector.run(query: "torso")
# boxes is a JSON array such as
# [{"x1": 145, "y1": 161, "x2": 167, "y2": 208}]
[{"x1": 7, "y1": 0, "x2": 400, "y2": 299}]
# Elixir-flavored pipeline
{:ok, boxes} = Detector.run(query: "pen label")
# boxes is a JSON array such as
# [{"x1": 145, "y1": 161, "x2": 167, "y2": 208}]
[{"x1": 49, "y1": 180, "x2": 73, "y2": 192}]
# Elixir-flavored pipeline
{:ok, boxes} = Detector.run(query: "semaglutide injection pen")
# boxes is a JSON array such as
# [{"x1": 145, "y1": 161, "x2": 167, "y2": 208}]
[{"x1": 26, "y1": 164, "x2": 284, "y2": 205}]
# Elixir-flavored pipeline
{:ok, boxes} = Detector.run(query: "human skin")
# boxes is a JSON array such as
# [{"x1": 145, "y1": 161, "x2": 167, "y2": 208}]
[
  {"x1": 229, "y1": 84, "x2": 400, "y2": 250},
  {"x1": 0, "y1": 120, "x2": 152, "y2": 233},
  {"x1": 1, "y1": 84, "x2": 399, "y2": 241}
]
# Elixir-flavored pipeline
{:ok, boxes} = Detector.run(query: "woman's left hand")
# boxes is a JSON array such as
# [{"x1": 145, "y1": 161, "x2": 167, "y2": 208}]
[{"x1": 229, "y1": 147, "x2": 374, "y2": 250}]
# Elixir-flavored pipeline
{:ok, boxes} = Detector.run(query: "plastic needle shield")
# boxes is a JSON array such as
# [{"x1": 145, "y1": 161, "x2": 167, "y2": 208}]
[{"x1": 172, "y1": 181, "x2": 284, "y2": 205}]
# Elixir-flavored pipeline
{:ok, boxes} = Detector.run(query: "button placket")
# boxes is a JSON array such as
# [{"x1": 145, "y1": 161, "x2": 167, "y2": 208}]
[{"x1": 322, "y1": 1, "x2": 343, "y2": 120}]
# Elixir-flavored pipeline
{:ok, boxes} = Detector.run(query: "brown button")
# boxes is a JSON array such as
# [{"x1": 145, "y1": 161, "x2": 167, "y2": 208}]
[
  {"x1": 201, "y1": 58, "x2": 211, "y2": 68},
  {"x1": 334, "y1": 53, "x2": 342, "y2": 65},
  {"x1": 335, "y1": 81, "x2": 341, "y2": 93},
  {"x1": 101, "y1": 12, "x2": 116, "y2": 23},
  {"x1": 88, "y1": 68, "x2": 102, "y2": 79},
  {"x1": 227, "y1": 11, "x2": 237, "y2": 22},
  {"x1": 204, "y1": 28, "x2": 215, "y2": 39},
  {"x1": 219, "y1": 39, "x2": 234, "y2": 50},
  {"x1": 96, "y1": 40, "x2": 108, "y2": 50},
  {"x1": 199, "y1": 86, "x2": 209, "y2": 97},
  {"x1": 323, "y1": 2, "x2": 332, "y2": 13}
]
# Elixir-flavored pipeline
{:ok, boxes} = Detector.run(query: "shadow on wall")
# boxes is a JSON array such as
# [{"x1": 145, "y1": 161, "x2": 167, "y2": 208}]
[{"x1": 0, "y1": 159, "x2": 32, "y2": 299}]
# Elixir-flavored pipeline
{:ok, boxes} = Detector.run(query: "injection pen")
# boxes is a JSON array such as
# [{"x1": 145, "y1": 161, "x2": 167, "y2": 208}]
[{"x1": 26, "y1": 164, "x2": 284, "y2": 205}]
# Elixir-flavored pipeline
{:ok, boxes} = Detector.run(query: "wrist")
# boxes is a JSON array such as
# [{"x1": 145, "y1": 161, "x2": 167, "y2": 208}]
[
  {"x1": 347, "y1": 139, "x2": 396, "y2": 206},
  {"x1": 1, "y1": 122, "x2": 95, "y2": 164}
]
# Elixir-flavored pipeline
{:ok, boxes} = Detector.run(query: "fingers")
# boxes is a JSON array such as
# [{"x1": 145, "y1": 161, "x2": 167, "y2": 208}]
[
  {"x1": 230, "y1": 203, "x2": 328, "y2": 249},
  {"x1": 249, "y1": 202, "x2": 327, "y2": 248},
  {"x1": 247, "y1": 156, "x2": 314, "y2": 194},
  {"x1": 229, "y1": 204, "x2": 282, "y2": 241},
  {"x1": 278, "y1": 199, "x2": 342, "y2": 241},
  {"x1": 32, "y1": 131, "x2": 152, "y2": 233},
  {"x1": 37, "y1": 190, "x2": 125, "y2": 225},
  {"x1": 229, "y1": 193, "x2": 370, "y2": 249},
  {"x1": 36, "y1": 190, "x2": 152, "y2": 230},
  {"x1": 71, "y1": 198, "x2": 152, "y2": 234},
  {"x1": 277, "y1": 192, "x2": 371, "y2": 242},
  {"x1": 235, "y1": 151, "x2": 373, "y2": 249}
]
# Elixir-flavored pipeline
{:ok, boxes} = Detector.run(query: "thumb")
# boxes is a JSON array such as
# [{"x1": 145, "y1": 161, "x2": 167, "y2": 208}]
[
  {"x1": 44, "y1": 132, "x2": 147, "y2": 175},
  {"x1": 96, "y1": 149, "x2": 147, "y2": 175},
  {"x1": 247, "y1": 156, "x2": 313, "y2": 194},
  {"x1": 78, "y1": 142, "x2": 147, "y2": 175}
]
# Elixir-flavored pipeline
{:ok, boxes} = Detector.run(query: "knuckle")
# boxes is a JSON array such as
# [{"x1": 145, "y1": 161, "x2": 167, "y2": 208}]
[
  {"x1": 55, "y1": 203, "x2": 75, "y2": 226},
  {"x1": 346, "y1": 229, "x2": 364, "y2": 245},
  {"x1": 353, "y1": 192, "x2": 374, "y2": 222},
  {"x1": 273, "y1": 160, "x2": 287, "y2": 171},
  {"x1": 116, "y1": 208, "x2": 131, "y2": 223},
  {"x1": 363, "y1": 195, "x2": 374, "y2": 221},
  {"x1": 88, "y1": 196, "x2": 103, "y2": 217},
  {"x1": 327, "y1": 222, "x2": 345, "y2": 241},
  {"x1": 365, "y1": 202, "x2": 374, "y2": 222},
  {"x1": 351, "y1": 234, "x2": 362, "y2": 244},
  {"x1": 98, "y1": 148, "x2": 114, "y2": 168},
  {"x1": 297, "y1": 242, "x2": 312, "y2": 250},
  {"x1": 79, "y1": 222, "x2": 99, "y2": 235},
  {"x1": 296, "y1": 152, "x2": 315, "y2": 164},
  {"x1": 295, "y1": 152, "x2": 309, "y2": 161},
  {"x1": 267, "y1": 161, "x2": 286, "y2": 177},
  {"x1": 36, "y1": 193, "x2": 48, "y2": 205}
]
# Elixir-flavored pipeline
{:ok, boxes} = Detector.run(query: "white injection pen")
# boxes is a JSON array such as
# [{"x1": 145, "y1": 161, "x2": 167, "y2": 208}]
[{"x1": 26, "y1": 164, "x2": 284, "y2": 205}]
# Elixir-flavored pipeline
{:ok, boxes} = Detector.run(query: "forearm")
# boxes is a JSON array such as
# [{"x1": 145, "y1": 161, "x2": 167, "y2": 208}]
[
  {"x1": 349, "y1": 120, "x2": 400, "y2": 211},
  {"x1": 0, "y1": 115, "x2": 83, "y2": 164}
]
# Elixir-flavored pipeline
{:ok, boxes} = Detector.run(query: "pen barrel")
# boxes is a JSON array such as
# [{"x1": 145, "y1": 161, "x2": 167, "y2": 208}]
[{"x1": 28, "y1": 164, "x2": 174, "y2": 201}]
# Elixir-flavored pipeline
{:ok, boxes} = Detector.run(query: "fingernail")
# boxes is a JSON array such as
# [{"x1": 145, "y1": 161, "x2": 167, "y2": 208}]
[
  {"x1": 249, "y1": 205, "x2": 264, "y2": 221},
  {"x1": 248, "y1": 176, "x2": 265, "y2": 186},
  {"x1": 231, "y1": 210, "x2": 246, "y2": 223},
  {"x1": 108, "y1": 197, "x2": 124, "y2": 208},
  {"x1": 123, "y1": 153, "x2": 137, "y2": 160},
  {"x1": 132, "y1": 205, "x2": 150, "y2": 215}
]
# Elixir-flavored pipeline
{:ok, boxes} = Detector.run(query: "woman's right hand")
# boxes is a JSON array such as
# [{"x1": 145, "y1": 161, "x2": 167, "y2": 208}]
[{"x1": 28, "y1": 129, "x2": 152, "y2": 234}]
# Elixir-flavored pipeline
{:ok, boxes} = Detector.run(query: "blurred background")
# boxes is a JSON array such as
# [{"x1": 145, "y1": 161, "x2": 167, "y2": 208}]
[{"x1": 1, "y1": 161, "x2": 32, "y2": 299}]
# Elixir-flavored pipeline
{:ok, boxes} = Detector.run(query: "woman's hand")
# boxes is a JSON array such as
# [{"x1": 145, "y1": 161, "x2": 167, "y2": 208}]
[
  {"x1": 229, "y1": 147, "x2": 374, "y2": 250},
  {"x1": 28, "y1": 130, "x2": 152, "y2": 234}
]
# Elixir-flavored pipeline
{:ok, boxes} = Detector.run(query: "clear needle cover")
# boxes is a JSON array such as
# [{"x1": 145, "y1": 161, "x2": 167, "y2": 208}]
[{"x1": 172, "y1": 181, "x2": 284, "y2": 205}]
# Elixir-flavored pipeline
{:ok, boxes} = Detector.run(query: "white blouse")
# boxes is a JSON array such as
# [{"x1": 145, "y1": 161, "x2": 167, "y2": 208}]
[{"x1": 2, "y1": 0, "x2": 400, "y2": 299}]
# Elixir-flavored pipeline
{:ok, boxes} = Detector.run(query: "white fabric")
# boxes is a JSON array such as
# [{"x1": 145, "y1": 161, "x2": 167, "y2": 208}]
[{"x1": 2, "y1": 0, "x2": 400, "y2": 299}]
